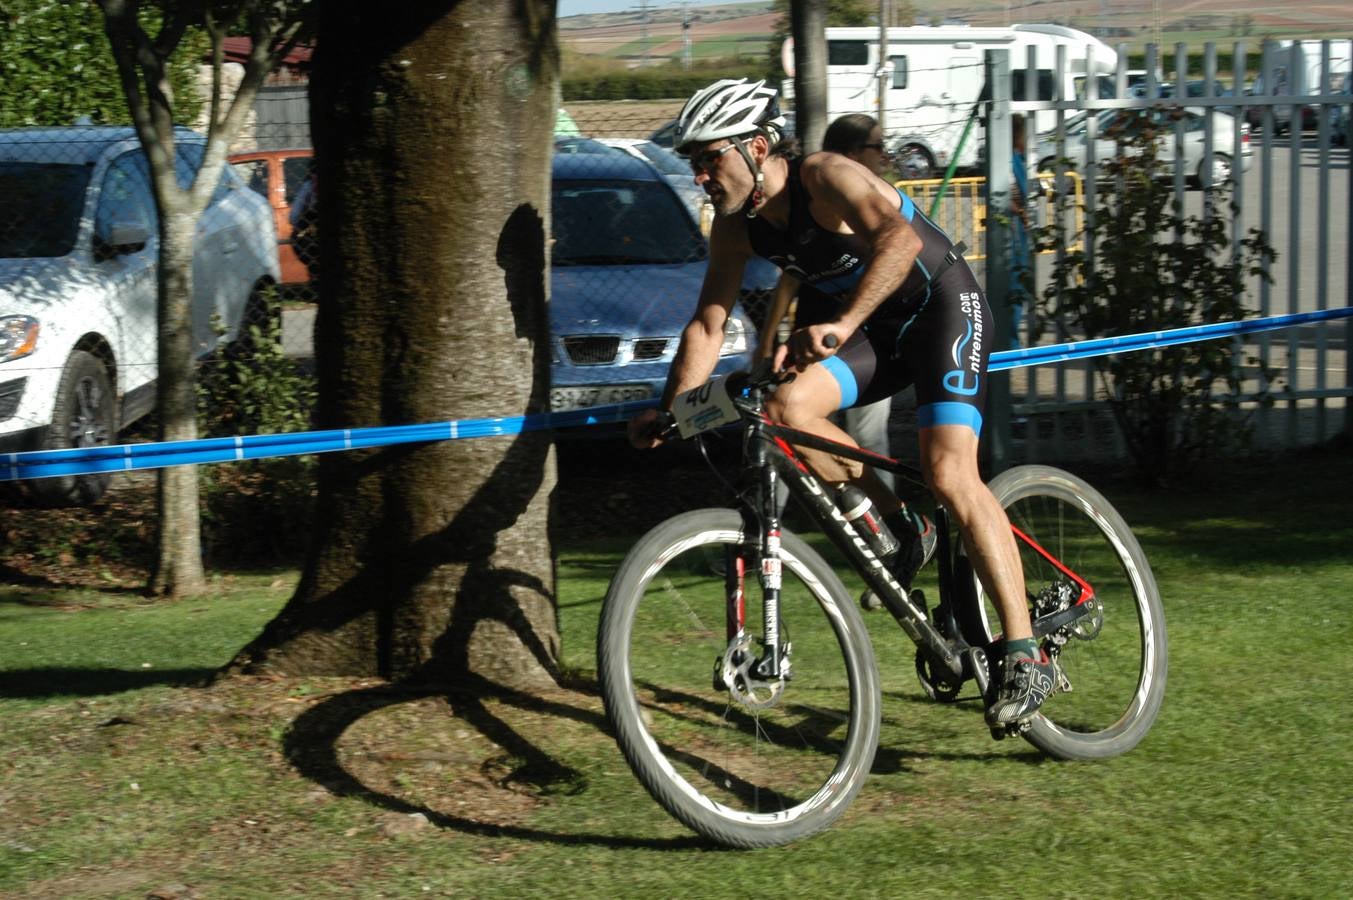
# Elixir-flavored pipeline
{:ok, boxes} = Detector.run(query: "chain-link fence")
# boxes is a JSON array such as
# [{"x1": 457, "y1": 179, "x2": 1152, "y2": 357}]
[{"x1": 6, "y1": 62, "x2": 1349, "y2": 509}]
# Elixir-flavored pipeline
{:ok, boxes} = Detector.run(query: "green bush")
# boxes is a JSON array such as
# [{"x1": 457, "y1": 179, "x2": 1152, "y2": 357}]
[
  {"x1": 0, "y1": 1, "x2": 205, "y2": 127},
  {"x1": 197, "y1": 291, "x2": 318, "y2": 563},
  {"x1": 562, "y1": 62, "x2": 773, "y2": 101},
  {"x1": 1039, "y1": 113, "x2": 1278, "y2": 484}
]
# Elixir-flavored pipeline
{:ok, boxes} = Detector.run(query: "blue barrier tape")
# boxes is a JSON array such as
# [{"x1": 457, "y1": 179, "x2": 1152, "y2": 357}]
[
  {"x1": 4, "y1": 307, "x2": 1350, "y2": 482},
  {"x1": 988, "y1": 306, "x2": 1353, "y2": 372}
]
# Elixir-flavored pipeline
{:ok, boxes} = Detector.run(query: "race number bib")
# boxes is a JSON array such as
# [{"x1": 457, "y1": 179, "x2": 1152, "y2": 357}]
[{"x1": 673, "y1": 374, "x2": 741, "y2": 439}]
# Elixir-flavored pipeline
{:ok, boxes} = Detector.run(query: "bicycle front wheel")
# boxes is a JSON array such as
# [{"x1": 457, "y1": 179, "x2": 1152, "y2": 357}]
[
  {"x1": 978, "y1": 466, "x2": 1167, "y2": 760},
  {"x1": 598, "y1": 509, "x2": 881, "y2": 848}
]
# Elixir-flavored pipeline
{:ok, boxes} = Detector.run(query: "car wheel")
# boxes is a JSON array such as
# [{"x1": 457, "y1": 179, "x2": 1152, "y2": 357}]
[
  {"x1": 1196, "y1": 152, "x2": 1233, "y2": 188},
  {"x1": 28, "y1": 350, "x2": 115, "y2": 507},
  {"x1": 893, "y1": 143, "x2": 935, "y2": 180}
]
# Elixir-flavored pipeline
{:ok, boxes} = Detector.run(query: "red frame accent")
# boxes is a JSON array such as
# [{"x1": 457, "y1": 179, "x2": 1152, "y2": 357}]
[{"x1": 1010, "y1": 524, "x2": 1095, "y2": 605}]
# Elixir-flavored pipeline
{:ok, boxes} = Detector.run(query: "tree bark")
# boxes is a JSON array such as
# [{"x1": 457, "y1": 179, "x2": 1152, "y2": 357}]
[
  {"x1": 231, "y1": 1, "x2": 561, "y2": 690},
  {"x1": 148, "y1": 213, "x2": 207, "y2": 595},
  {"x1": 792, "y1": 0, "x2": 829, "y2": 154}
]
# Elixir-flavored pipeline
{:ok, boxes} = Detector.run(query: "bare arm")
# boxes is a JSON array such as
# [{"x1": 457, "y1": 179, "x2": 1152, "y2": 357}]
[
  {"x1": 809, "y1": 153, "x2": 923, "y2": 334},
  {"x1": 775, "y1": 153, "x2": 923, "y2": 370},
  {"x1": 756, "y1": 270, "x2": 799, "y2": 361}
]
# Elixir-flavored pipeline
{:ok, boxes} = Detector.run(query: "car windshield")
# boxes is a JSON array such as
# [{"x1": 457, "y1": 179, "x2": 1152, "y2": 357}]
[
  {"x1": 0, "y1": 162, "x2": 91, "y2": 258},
  {"x1": 552, "y1": 180, "x2": 707, "y2": 266}
]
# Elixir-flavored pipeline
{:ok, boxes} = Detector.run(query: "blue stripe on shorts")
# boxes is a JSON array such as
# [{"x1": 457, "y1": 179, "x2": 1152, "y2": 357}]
[
  {"x1": 918, "y1": 401, "x2": 983, "y2": 435},
  {"x1": 821, "y1": 355, "x2": 858, "y2": 409}
]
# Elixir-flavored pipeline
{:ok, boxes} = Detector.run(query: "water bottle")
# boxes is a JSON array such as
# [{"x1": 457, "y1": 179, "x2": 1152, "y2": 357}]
[{"x1": 837, "y1": 485, "x2": 899, "y2": 562}]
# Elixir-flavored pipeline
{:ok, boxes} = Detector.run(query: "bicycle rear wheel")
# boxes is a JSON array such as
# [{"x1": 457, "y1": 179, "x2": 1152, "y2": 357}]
[
  {"x1": 598, "y1": 509, "x2": 881, "y2": 848},
  {"x1": 975, "y1": 466, "x2": 1167, "y2": 760}
]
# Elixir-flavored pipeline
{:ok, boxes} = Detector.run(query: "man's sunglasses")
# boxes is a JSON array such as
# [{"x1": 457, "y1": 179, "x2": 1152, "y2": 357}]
[{"x1": 688, "y1": 143, "x2": 736, "y2": 175}]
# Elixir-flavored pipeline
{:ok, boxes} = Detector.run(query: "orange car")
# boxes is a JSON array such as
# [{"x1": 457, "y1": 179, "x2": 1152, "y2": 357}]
[{"x1": 228, "y1": 148, "x2": 314, "y2": 284}]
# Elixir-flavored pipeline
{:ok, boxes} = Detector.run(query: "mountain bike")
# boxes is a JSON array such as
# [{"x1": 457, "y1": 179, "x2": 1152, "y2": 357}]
[{"x1": 596, "y1": 365, "x2": 1167, "y2": 848}]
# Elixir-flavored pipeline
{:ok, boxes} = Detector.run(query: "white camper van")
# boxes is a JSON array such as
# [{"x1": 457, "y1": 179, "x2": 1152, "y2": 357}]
[{"x1": 820, "y1": 23, "x2": 1118, "y2": 178}]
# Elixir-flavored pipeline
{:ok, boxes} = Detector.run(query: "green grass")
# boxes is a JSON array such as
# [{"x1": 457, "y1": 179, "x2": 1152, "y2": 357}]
[{"x1": 2, "y1": 449, "x2": 1351, "y2": 898}]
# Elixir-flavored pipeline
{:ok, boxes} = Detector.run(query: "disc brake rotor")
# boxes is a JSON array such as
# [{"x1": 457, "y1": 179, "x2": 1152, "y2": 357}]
[{"x1": 715, "y1": 634, "x2": 787, "y2": 711}]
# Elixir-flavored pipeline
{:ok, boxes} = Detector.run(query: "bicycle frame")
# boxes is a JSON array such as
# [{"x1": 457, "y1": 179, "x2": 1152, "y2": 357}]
[{"x1": 718, "y1": 381, "x2": 1101, "y2": 694}]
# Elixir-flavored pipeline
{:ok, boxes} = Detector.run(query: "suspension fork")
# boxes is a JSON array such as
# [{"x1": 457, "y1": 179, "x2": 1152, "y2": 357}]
[{"x1": 726, "y1": 420, "x2": 787, "y2": 679}]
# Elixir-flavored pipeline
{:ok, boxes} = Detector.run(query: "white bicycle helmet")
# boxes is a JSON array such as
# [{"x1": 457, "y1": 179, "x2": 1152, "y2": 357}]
[{"x1": 673, "y1": 78, "x2": 786, "y2": 154}]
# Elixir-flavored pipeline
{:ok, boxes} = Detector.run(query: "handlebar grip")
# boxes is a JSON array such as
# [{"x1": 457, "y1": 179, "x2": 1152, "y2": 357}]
[{"x1": 823, "y1": 334, "x2": 839, "y2": 349}]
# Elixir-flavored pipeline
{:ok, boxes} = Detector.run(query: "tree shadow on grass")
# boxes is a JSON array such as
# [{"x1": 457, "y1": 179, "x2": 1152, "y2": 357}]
[
  {"x1": 280, "y1": 676, "x2": 710, "y2": 850},
  {"x1": 0, "y1": 667, "x2": 214, "y2": 698},
  {"x1": 276, "y1": 669, "x2": 1003, "y2": 849}
]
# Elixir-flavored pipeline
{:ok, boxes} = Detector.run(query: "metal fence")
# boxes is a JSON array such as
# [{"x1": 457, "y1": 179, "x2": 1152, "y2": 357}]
[{"x1": 973, "y1": 40, "x2": 1351, "y2": 463}]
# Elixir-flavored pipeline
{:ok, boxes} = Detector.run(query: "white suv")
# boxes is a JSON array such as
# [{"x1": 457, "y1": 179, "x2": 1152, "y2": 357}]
[{"x1": 0, "y1": 126, "x2": 279, "y2": 505}]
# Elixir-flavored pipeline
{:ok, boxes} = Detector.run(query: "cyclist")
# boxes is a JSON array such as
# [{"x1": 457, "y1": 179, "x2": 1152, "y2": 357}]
[{"x1": 627, "y1": 78, "x2": 1053, "y2": 730}]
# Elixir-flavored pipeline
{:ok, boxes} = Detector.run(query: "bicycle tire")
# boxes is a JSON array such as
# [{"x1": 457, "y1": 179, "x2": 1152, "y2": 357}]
[
  {"x1": 598, "y1": 509, "x2": 881, "y2": 848},
  {"x1": 973, "y1": 466, "x2": 1168, "y2": 760}
]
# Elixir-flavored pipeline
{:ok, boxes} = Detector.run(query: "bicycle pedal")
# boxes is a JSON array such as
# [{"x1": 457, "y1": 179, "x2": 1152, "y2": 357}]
[{"x1": 988, "y1": 719, "x2": 1033, "y2": 742}]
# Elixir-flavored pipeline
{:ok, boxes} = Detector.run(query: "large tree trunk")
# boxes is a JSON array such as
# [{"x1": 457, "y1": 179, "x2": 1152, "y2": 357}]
[{"x1": 231, "y1": 2, "x2": 561, "y2": 690}]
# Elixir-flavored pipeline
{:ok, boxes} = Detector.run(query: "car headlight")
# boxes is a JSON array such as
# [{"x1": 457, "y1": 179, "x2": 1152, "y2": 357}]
[
  {"x1": 0, "y1": 316, "x2": 40, "y2": 363},
  {"x1": 719, "y1": 315, "x2": 750, "y2": 356}
]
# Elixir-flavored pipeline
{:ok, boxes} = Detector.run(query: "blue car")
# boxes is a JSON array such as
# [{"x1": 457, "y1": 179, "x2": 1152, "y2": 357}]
[{"x1": 550, "y1": 152, "x2": 774, "y2": 414}]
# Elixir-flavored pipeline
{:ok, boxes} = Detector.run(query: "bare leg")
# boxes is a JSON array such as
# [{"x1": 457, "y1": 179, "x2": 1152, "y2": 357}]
[
  {"x1": 919, "y1": 424, "x2": 1031, "y2": 641},
  {"x1": 763, "y1": 364, "x2": 907, "y2": 511}
]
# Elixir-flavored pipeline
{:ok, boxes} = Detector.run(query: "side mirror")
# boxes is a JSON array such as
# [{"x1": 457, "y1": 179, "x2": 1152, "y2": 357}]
[{"x1": 96, "y1": 220, "x2": 151, "y2": 256}]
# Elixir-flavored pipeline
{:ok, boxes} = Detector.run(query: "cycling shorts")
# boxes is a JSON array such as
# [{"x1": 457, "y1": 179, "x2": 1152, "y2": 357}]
[{"x1": 819, "y1": 264, "x2": 991, "y2": 435}]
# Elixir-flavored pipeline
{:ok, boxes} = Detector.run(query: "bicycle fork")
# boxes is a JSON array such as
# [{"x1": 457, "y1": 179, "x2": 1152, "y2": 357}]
[{"x1": 715, "y1": 427, "x2": 790, "y2": 703}]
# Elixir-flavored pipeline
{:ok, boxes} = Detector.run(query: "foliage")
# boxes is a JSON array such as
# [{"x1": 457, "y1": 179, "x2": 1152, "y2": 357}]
[
  {"x1": 0, "y1": 0, "x2": 206, "y2": 127},
  {"x1": 196, "y1": 292, "x2": 318, "y2": 562},
  {"x1": 1039, "y1": 112, "x2": 1278, "y2": 484},
  {"x1": 562, "y1": 60, "x2": 769, "y2": 101}
]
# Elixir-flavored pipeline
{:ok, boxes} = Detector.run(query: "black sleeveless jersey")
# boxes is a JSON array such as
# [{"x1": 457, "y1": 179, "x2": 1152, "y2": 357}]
[{"x1": 746, "y1": 157, "x2": 960, "y2": 324}]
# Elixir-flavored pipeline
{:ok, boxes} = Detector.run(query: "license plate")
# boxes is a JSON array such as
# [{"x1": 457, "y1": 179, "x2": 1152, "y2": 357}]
[{"x1": 550, "y1": 384, "x2": 653, "y2": 412}]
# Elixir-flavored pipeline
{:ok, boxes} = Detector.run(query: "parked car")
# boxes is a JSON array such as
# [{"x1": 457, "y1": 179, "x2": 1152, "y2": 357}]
[
  {"x1": 1165, "y1": 79, "x2": 1236, "y2": 115},
  {"x1": 228, "y1": 147, "x2": 313, "y2": 285},
  {"x1": 549, "y1": 152, "x2": 765, "y2": 414},
  {"x1": 1034, "y1": 107, "x2": 1252, "y2": 188},
  {"x1": 594, "y1": 137, "x2": 710, "y2": 230},
  {"x1": 0, "y1": 126, "x2": 279, "y2": 505},
  {"x1": 1243, "y1": 73, "x2": 1295, "y2": 134},
  {"x1": 553, "y1": 135, "x2": 620, "y2": 156}
]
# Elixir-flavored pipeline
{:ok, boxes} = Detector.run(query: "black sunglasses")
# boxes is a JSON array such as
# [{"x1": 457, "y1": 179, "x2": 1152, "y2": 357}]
[{"x1": 688, "y1": 143, "x2": 736, "y2": 175}]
